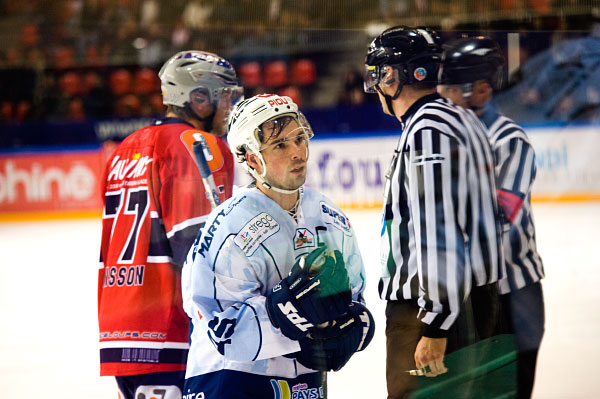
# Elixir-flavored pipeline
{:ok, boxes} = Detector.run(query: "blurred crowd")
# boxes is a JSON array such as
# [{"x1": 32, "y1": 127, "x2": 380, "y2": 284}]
[
  {"x1": 0, "y1": 0, "x2": 333, "y2": 123},
  {"x1": 0, "y1": 0, "x2": 598, "y2": 124}
]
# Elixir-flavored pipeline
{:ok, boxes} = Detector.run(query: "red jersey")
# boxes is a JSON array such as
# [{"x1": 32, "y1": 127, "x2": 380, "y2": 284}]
[{"x1": 98, "y1": 117, "x2": 234, "y2": 376}]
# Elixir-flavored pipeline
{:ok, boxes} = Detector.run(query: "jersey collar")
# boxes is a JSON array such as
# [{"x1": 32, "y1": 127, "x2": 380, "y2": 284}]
[
  {"x1": 400, "y1": 92, "x2": 441, "y2": 123},
  {"x1": 478, "y1": 103, "x2": 500, "y2": 129},
  {"x1": 153, "y1": 117, "x2": 195, "y2": 127}
]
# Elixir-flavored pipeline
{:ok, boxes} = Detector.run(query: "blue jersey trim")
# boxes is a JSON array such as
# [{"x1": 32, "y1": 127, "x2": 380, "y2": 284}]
[
  {"x1": 212, "y1": 233, "x2": 236, "y2": 312},
  {"x1": 261, "y1": 243, "x2": 282, "y2": 280},
  {"x1": 244, "y1": 302, "x2": 262, "y2": 362}
]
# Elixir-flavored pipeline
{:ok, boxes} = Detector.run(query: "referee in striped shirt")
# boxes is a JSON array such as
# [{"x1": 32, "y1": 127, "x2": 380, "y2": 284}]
[
  {"x1": 438, "y1": 36, "x2": 545, "y2": 399},
  {"x1": 364, "y1": 27, "x2": 504, "y2": 399}
]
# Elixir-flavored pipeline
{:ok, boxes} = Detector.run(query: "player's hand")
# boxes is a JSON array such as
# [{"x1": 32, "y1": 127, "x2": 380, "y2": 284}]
[
  {"x1": 265, "y1": 246, "x2": 351, "y2": 340},
  {"x1": 414, "y1": 336, "x2": 448, "y2": 377},
  {"x1": 292, "y1": 301, "x2": 375, "y2": 371}
]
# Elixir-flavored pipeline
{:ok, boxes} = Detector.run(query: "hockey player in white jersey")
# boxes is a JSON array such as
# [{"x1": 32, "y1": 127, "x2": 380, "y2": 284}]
[{"x1": 181, "y1": 94, "x2": 374, "y2": 398}]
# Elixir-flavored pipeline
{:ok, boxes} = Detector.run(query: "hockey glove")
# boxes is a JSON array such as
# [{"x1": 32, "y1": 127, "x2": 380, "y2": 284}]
[
  {"x1": 293, "y1": 301, "x2": 375, "y2": 371},
  {"x1": 265, "y1": 246, "x2": 352, "y2": 341}
]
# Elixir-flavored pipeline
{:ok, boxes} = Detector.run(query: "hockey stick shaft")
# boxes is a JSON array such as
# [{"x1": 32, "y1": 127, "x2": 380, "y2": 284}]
[{"x1": 193, "y1": 139, "x2": 221, "y2": 209}]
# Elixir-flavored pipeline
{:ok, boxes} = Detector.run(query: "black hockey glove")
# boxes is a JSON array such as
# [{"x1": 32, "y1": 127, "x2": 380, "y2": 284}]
[
  {"x1": 293, "y1": 301, "x2": 375, "y2": 371},
  {"x1": 265, "y1": 246, "x2": 352, "y2": 341}
]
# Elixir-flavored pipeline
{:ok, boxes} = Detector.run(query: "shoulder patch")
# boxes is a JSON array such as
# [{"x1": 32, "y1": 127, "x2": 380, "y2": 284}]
[
  {"x1": 320, "y1": 202, "x2": 351, "y2": 234},
  {"x1": 234, "y1": 212, "x2": 280, "y2": 256},
  {"x1": 180, "y1": 129, "x2": 225, "y2": 172},
  {"x1": 294, "y1": 228, "x2": 315, "y2": 250}
]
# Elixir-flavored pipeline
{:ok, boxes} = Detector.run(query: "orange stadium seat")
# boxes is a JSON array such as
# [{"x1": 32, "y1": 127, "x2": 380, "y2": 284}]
[
  {"x1": 68, "y1": 98, "x2": 86, "y2": 121},
  {"x1": 238, "y1": 61, "x2": 262, "y2": 89},
  {"x1": 116, "y1": 94, "x2": 141, "y2": 117},
  {"x1": 110, "y1": 69, "x2": 132, "y2": 96},
  {"x1": 134, "y1": 68, "x2": 160, "y2": 95},
  {"x1": 263, "y1": 60, "x2": 288, "y2": 89},
  {"x1": 14, "y1": 100, "x2": 31, "y2": 122},
  {"x1": 59, "y1": 72, "x2": 82, "y2": 97},
  {"x1": 149, "y1": 93, "x2": 165, "y2": 115},
  {"x1": 20, "y1": 23, "x2": 40, "y2": 48},
  {"x1": 290, "y1": 59, "x2": 317, "y2": 87},
  {"x1": 53, "y1": 46, "x2": 75, "y2": 70},
  {"x1": 278, "y1": 86, "x2": 302, "y2": 108},
  {"x1": 0, "y1": 101, "x2": 13, "y2": 120},
  {"x1": 85, "y1": 44, "x2": 105, "y2": 66}
]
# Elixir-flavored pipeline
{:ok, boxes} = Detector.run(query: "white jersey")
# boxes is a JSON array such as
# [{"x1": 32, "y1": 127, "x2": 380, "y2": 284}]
[{"x1": 182, "y1": 185, "x2": 366, "y2": 379}]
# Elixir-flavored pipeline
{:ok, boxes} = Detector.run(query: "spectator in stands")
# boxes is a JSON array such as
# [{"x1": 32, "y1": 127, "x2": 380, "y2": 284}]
[
  {"x1": 140, "y1": 0, "x2": 160, "y2": 29},
  {"x1": 83, "y1": 71, "x2": 113, "y2": 118},
  {"x1": 137, "y1": 22, "x2": 166, "y2": 67},
  {"x1": 171, "y1": 17, "x2": 191, "y2": 50},
  {"x1": 182, "y1": 0, "x2": 213, "y2": 30}
]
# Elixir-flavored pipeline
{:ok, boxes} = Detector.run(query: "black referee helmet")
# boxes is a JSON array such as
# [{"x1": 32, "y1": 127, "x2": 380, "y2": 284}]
[
  {"x1": 439, "y1": 36, "x2": 505, "y2": 91},
  {"x1": 364, "y1": 26, "x2": 442, "y2": 94}
]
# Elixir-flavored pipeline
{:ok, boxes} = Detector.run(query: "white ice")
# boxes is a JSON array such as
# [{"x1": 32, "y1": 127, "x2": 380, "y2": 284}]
[{"x1": 0, "y1": 202, "x2": 598, "y2": 398}]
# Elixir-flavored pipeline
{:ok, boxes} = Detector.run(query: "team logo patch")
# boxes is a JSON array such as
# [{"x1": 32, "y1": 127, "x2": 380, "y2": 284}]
[
  {"x1": 240, "y1": 231, "x2": 250, "y2": 243},
  {"x1": 320, "y1": 202, "x2": 351, "y2": 234},
  {"x1": 294, "y1": 228, "x2": 315, "y2": 250},
  {"x1": 414, "y1": 67, "x2": 427, "y2": 81},
  {"x1": 270, "y1": 380, "x2": 291, "y2": 399},
  {"x1": 234, "y1": 212, "x2": 279, "y2": 256},
  {"x1": 270, "y1": 380, "x2": 324, "y2": 399}
]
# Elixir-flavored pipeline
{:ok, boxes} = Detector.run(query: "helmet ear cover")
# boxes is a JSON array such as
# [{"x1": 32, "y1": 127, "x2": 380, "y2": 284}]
[{"x1": 370, "y1": 55, "x2": 440, "y2": 93}]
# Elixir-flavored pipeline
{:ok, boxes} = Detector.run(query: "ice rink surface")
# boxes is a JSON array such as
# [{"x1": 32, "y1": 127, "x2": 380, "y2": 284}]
[{"x1": 0, "y1": 202, "x2": 598, "y2": 398}]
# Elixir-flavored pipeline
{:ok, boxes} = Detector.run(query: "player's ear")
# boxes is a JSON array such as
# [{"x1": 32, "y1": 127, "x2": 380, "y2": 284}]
[
  {"x1": 246, "y1": 152, "x2": 261, "y2": 172},
  {"x1": 476, "y1": 80, "x2": 492, "y2": 94}
]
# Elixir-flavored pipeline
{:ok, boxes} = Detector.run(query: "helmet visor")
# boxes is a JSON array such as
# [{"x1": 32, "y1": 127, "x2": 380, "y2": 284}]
[
  {"x1": 364, "y1": 65, "x2": 383, "y2": 93},
  {"x1": 222, "y1": 85, "x2": 245, "y2": 108},
  {"x1": 258, "y1": 112, "x2": 314, "y2": 152}
]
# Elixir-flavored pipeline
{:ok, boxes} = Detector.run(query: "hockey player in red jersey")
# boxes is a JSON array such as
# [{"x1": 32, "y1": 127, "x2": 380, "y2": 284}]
[{"x1": 98, "y1": 50, "x2": 243, "y2": 399}]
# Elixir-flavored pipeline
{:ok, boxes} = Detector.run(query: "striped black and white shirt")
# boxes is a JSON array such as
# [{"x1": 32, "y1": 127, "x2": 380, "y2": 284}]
[
  {"x1": 480, "y1": 105, "x2": 545, "y2": 295},
  {"x1": 379, "y1": 93, "x2": 504, "y2": 336}
]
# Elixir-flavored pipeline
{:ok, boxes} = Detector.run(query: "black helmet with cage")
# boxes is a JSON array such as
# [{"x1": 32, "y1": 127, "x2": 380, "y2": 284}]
[
  {"x1": 364, "y1": 26, "x2": 442, "y2": 115},
  {"x1": 364, "y1": 26, "x2": 442, "y2": 93}
]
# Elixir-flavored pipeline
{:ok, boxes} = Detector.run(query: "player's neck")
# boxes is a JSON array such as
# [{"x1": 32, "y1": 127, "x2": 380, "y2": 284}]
[
  {"x1": 256, "y1": 181, "x2": 299, "y2": 211},
  {"x1": 165, "y1": 110, "x2": 206, "y2": 131},
  {"x1": 395, "y1": 87, "x2": 435, "y2": 121}
]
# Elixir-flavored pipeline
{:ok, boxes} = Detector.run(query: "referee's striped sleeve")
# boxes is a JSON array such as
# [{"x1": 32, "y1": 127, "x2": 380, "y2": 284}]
[
  {"x1": 489, "y1": 115, "x2": 544, "y2": 292},
  {"x1": 405, "y1": 127, "x2": 467, "y2": 333},
  {"x1": 491, "y1": 120, "x2": 535, "y2": 222}
]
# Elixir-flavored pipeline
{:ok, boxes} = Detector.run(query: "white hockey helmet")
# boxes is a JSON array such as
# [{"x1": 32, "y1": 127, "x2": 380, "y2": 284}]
[
  {"x1": 159, "y1": 50, "x2": 243, "y2": 109},
  {"x1": 227, "y1": 94, "x2": 314, "y2": 193}
]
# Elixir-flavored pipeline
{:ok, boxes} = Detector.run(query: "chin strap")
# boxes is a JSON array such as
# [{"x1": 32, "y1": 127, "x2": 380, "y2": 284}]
[
  {"x1": 260, "y1": 177, "x2": 300, "y2": 195},
  {"x1": 185, "y1": 103, "x2": 214, "y2": 132},
  {"x1": 246, "y1": 147, "x2": 309, "y2": 195},
  {"x1": 376, "y1": 83, "x2": 403, "y2": 117},
  {"x1": 248, "y1": 164, "x2": 300, "y2": 195}
]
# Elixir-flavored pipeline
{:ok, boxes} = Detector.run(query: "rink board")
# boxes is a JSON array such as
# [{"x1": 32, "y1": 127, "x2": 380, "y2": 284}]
[{"x1": 1, "y1": 125, "x2": 599, "y2": 219}]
